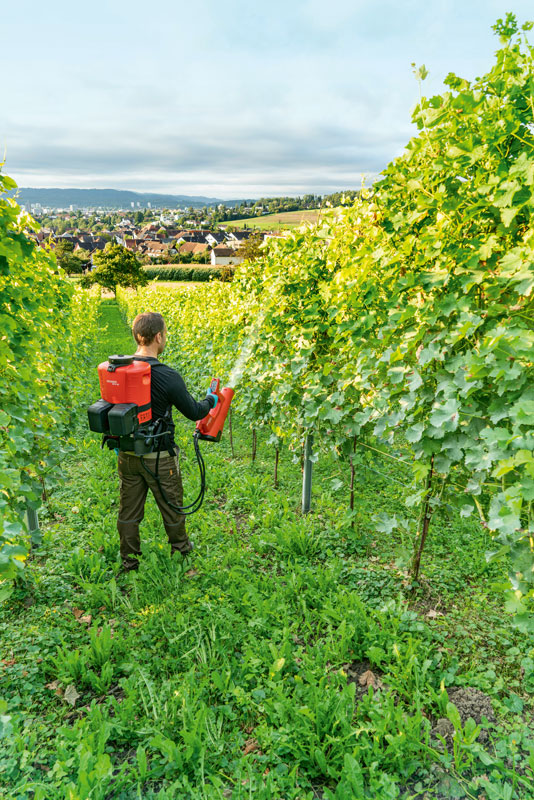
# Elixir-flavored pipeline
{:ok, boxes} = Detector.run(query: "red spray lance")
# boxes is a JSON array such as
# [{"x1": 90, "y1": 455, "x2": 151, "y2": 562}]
[{"x1": 88, "y1": 356, "x2": 235, "y2": 514}]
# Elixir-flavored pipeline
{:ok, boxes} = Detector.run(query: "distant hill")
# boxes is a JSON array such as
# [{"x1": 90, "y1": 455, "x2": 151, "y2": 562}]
[{"x1": 8, "y1": 187, "x2": 244, "y2": 210}]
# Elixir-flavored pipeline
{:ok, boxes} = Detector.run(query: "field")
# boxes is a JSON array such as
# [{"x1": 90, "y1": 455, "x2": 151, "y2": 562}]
[
  {"x1": 2, "y1": 300, "x2": 534, "y2": 799},
  {"x1": 222, "y1": 208, "x2": 327, "y2": 231}
]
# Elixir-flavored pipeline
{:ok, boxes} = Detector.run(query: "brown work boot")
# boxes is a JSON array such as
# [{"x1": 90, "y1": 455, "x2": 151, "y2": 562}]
[
  {"x1": 171, "y1": 541, "x2": 195, "y2": 557},
  {"x1": 119, "y1": 558, "x2": 140, "y2": 574}
]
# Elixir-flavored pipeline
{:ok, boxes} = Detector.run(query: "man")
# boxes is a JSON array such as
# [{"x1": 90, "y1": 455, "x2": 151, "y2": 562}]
[{"x1": 117, "y1": 311, "x2": 216, "y2": 572}]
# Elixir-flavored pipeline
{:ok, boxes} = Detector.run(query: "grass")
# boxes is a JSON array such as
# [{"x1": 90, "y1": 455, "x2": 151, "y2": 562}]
[
  {"x1": 222, "y1": 209, "x2": 328, "y2": 231},
  {"x1": 1, "y1": 301, "x2": 534, "y2": 799}
]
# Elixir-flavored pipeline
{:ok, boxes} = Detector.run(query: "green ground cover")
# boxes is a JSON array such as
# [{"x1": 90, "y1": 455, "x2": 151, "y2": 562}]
[{"x1": 2, "y1": 301, "x2": 534, "y2": 799}]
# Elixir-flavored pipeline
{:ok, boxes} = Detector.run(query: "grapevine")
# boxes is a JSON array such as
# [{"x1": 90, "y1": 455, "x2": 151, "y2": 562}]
[
  {"x1": 118, "y1": 17, "x2": 534, "y2": 620},
  {"x1": 0, "y1": 170, "x2": 100, "y2": 596}
]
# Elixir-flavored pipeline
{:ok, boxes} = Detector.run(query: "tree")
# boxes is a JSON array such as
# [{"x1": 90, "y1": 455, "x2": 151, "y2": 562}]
[
  {"x1": 54, "y1": 240, "x2": 89, "y2": 274},
  {"x1": 54, "y1": 239, "x2": 74, "y2": 258},
  {"x1": 236, "y1": 233, "x2": 264, "y2": 262},
  {"x1": 65, "y1": 251, "x2": 89, "y2": 274},
  {"x1": 81, "y1": 243, "x2": 148, "y2": 295}
]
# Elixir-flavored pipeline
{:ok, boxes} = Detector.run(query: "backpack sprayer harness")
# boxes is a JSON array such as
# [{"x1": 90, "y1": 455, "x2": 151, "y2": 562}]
[{"x1": 87, "y1": 355, "x2": 234, "y2": 516}]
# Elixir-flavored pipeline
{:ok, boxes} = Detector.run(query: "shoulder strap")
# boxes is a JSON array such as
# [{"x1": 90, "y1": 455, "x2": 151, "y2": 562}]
[{"x1": 133, "y1": 356, "x2": 166, "y2": 369}]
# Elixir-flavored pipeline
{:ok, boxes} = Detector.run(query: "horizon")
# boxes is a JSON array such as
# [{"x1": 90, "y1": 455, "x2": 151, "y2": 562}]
[
  {"x1": 2, "y1": 1, "x2": 534, "y2": 198},
  {"x1": 12, "y1": 185, "x2": 358, "y2": 202}
]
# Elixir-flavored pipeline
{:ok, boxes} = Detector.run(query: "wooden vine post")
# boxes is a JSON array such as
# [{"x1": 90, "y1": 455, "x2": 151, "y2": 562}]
[
  {"x1": 411, "y1": 456, "x2": 435, "y2": 581},
  {"x1": 349, "y1": 436, "x2": 357, "y2": 527},
  {"x1": 274, "y1": 448, "x2": 279, "y2": 488},
  {"x1": 40, "y1": 476, "x2": 48, "y2": 504}
]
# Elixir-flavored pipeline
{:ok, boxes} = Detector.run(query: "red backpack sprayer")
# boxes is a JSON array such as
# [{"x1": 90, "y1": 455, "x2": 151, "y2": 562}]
[{"x1": 88, "y1": 355, "x2": 234, "y2": 515}]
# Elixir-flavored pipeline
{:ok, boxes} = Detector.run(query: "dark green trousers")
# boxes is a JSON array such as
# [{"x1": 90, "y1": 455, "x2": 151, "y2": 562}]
[{"x1": 117, "y1": 451, "x2": 191, "y2": 570}]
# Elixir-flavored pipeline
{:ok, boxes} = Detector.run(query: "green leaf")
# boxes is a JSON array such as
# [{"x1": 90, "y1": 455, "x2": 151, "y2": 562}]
[
  {"x1": 373, "y1": 513, "x2": 399, "y2": 534},
  {"x1": 500, "y1": 207, "x2": 519, "y2": 227},
  {"x1": 429, "y1": 399, "x2": 459, "y2": 432},
  {"x1": 1, "y1": 175, "x2": 17, "y2": 190},
  {"x1": 412, "y1": 63, "x2": 428, "y2": 81},
  {"x1": 434, "y1": 454, "x2": 452, "y2": 473},
  {"x1": 0, "y1": 582, "x2": 14, "y2": 603},
  {"x1": 314, "y1": 748, "x2": 328, "y2": 773},
  {"x1": 504, "y1": 590, "x2": 527, "y2": 615},
  {"x1": 405, "y1": 423, "x2": 424, "y2": 443},
  {"x1": 446, "y1": 702, "x2": 462, "y2": 731},
  {"x1": 413, "y1": 461, "x2": 430, "y2": 482},
  {"x1": 512, "y1": 613, "x2": 534, "y2": 633}
]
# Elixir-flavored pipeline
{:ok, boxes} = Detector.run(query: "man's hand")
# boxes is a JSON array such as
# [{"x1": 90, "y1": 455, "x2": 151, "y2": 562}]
[{"x1": 206, "y1": 390, "x2": 218, "y2": 409}]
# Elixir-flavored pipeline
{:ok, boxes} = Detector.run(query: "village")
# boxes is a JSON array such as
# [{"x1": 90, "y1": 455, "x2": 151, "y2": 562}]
[{"x1": 29, "y1": 219, "x2": 271, "y2": 267}]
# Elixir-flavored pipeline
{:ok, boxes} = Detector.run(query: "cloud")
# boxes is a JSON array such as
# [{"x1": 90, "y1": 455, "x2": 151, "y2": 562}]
[{"x1": 3, "y1": 113, "x2": 412, "y2": 197}]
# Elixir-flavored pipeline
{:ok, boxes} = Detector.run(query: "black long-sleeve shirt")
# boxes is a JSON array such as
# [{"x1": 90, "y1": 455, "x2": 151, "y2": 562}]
[{"x1": 134, "y1": 356, "x2": 211, "y2": 447}]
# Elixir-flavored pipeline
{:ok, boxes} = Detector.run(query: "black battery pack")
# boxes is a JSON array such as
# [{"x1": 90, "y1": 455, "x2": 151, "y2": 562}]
[
  {"x1": 108, "y1": 403, "x2": 139, "y2": 436},
  {"x1": 87, "y1": 399, "x2": 113, "y2": 433}
]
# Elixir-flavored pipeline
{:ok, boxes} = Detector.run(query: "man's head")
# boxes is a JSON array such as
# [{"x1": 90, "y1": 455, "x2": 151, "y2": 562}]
[{"x1": 132, "y1": 312, "x2": 167, "y2": 355}]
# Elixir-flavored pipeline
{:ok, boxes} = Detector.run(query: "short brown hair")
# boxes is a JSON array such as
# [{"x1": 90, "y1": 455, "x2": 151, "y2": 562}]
[{"x1": 132, "y1": 312, "x2": 165, "y2": 345}]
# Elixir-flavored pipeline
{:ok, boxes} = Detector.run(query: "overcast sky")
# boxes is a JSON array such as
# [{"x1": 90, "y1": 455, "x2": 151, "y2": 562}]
[{"x1": 1, "y1": 0, "x2": 533, "y2": 199}]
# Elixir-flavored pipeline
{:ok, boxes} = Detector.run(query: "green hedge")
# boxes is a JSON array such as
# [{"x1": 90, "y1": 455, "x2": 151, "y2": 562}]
[{"x1": 143, "y1": 265, "x2": 234, "y2": 282}]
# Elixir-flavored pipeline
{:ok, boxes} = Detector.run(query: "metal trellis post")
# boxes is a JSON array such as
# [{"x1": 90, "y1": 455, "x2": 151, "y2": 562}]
[{"x1": 301, "y1": 433, "x2": 314, "y2": 514}]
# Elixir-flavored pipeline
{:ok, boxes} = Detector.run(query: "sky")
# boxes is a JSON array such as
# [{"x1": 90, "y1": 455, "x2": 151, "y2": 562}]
[{"x1": 1, "y1": 0, "x2": 533, "y2": 199}]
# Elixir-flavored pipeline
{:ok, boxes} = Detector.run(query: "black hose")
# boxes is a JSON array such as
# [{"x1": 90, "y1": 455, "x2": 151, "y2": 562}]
[{"x1": 140, "y1": 430, "x2": 206, "y2": 516}]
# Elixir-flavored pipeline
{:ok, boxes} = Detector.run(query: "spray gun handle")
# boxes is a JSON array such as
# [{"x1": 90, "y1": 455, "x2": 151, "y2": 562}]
[{"x1": 206, "y1": 377, "x2": 220, "y2": 411}]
